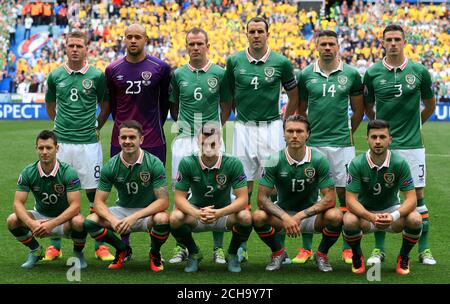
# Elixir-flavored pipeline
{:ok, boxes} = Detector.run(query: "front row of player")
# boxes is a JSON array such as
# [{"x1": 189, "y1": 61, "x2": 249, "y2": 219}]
[{"x1": 7, "y1": 117, "x2": 423, "y2": 275}]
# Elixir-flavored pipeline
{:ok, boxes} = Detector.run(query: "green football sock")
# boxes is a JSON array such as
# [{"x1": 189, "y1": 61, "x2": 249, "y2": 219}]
[
  {"x1": 50, "y1": 238, "x2": 62, "y2": 250},
  {"x1": 212, "y1": 231, "x2": 224, "y2": 249},
  {"x1": 171, "y1": 224, "x2": 198, "y2": 255},
  {"x1": 318, "y1": 224, "x2": 341, "y2": 254},
  {"x1": 302, "y1": 233, "x2": 313, "y2": 251},
  {"x1": 86, "y1": 191, "x2": 103, "y2": 251},
  {"x1": 150, "y1": 224, "x2": 170, "y2": 255},
  {"x1": 228, "y1": 224, "x2": 252, "y2": 255},
  {"x1": 374, "y1": 231, "x2": 386, "y2": 252},
  {"x1": 400, "y1": 226, "x2": 422, "y2": 257},
  {"x1": 342, "y1": 228, "x2": 363, "y2": 257},
  {"x1": 254, "y1": 224, "x2": 282, "y2": 253},
  {"x1": 276, "y1": 231, "x2": 286, "y2": 247},
  {"x1": 417, "y1": 199, "x2": 430, "y2": 253},
  {"x1": 10, "y1": 227, "x2": 39, "y2": 250},
  {"x1": 71, "y1": 229, "x2": 87, "y2": 252},
  {"x1": 338, "y1": 196, "x2": 351, "y2": 251},
  {"x1": 84, "y1": 220, "x2": 126, "y2": 251}
]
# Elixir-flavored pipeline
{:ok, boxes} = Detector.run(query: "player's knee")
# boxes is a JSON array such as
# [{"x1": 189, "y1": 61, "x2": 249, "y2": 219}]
[
  {"x1": 153, "y1": 211, "x2": 169, "y2": 225},
  {"x1": 6, "y1": 213, "x2": 19, "y2": 228},
  {"x1": 71, "y1": 214, "x2": 85, "y2": 231},
  {"x1": 237, "y1": 209, "x2": 252, "y2": 226},
  {"x1": 325, "y1": 208, "x2": 343, "y2": 226},
  {"x1": 406, "y1": 211, "x2": 422, "y2": 228},
  {"x1": 343, "y1": 212, "x2": 359, "y2": 229},
  {"x1": 86, "y1": 212, "x2": 99, "y2": 222},
  {"x1": 252, "y1": 209, "x2": 268, "y2": 227},
  {"x1": 169, "y1": 210, "x2": 185, "y2": 228}
]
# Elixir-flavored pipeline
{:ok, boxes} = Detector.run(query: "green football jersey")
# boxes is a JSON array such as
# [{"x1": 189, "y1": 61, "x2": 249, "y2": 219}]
[
  {"x1": 363, "y1": 59, "x2": 434, "y2": 149},
  {"x1": 16, "y1": 160, "x2": 81, "y2": 217},
  {"x1": 259, "y1": 147, "x2": 334, "y2": 212},
  {"x1": 45, "y1": 63, "x2": 108, "y2": 144},
  {"x1": 170, "y1": 61, "x2": 231, "y2": 137},
  {"x1": 346, "y1": 150, "x2": 415, "y2": 211},
  {"x1": 298, "y1": 61, "x2": 362, "y2": 147},
  {"x1": 175, "y1": 154, "x2": 247, "y2": 209},
  {"x1": 225, "y1": 48, "x2": 297, "y2": 122},
  {"x1": 97, "y1": 149, "x2": 167, "y2": 208}
]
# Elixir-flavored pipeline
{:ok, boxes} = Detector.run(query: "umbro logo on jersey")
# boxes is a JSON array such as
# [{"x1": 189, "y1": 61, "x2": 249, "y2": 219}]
[
  {"x1": 180, "y1": 81, "x2": 189, "y2": 87},
  {"x1": 58, "y1": 82, "x2": 67, "y2": 87},
  {"x1": 311, "y1": 79, "x2": 318, "y2": 84},
  {"x1": 379, "y1": 79, "x2": 387, "y2": 85},
  {"x1": 362, "y1": 177, "x2": 370, "y2": 182},
  {"x1": 116, "y1": 75, "x2": 124, "y2": 81},
  {"x1": 240, "y1": 69, "x2": 246, "y2": 74},
  {"x1": 280, "y1": 172, "x2": 288, "y2": 177},
  {"x1": 33, "y1": 187, "x2": 40, "y2": 192},
  {"x1": 193, "y1": 177, "x2": 201, "y2": 182}
]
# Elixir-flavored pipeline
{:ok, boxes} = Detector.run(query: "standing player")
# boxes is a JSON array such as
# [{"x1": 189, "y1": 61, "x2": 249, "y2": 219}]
[
  {"x1": 344, "y1": 119, "x2": 422, "y2": 275},
  {"x1": 169, "y1": 27, "x2": 232, "y2": 265},
  {"x1": 45, "y1": 31, "x2": 113, "y2": 262},
  {"x1": 105, "y1": 23, "x2": 171, "y2": 253},
  {"x1": 170, "y1": 123, "x2": 252, "y2": 273},
  {"x1": 83, "y1": 120, "x2": 170, "y2": 271},
  {"x1": 6, "y1": 130, "x2": 87, "y2": 269},
  {"x1": 363, "y1": 24, "x2": 436, "y2": 266},
  {"x1": 225, "y1": 16, "x2": 299, "y2": 261},
  {"x1": 253, "y1": 115, "x2": 343, "y2": 272},
  {"x1": 297, "y1": 30, "x2": 364, "y2": 265}
]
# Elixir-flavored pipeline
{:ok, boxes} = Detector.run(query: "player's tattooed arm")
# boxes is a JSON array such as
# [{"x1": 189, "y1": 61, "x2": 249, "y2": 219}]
[
  {"x1": 147, "y1": 186, "x2": 169, "y2": 213},
  {"x1": 258, "y1": 185, "x2": 288, "y2": 220},
  {"x1": 261, "y1": 196, "x2": 288, "y2": 220},
  {"x1": 303, "y1": 186, "x2": 336, "y2": 218}
]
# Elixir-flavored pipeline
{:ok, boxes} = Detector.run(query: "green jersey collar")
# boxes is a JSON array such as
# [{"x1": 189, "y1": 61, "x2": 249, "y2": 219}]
[
  {"x1": 187, "y1": 60, "x2": 212, "y2": 73},
  {"x1": 38, "y1": 159, "x2": 59, "y2": 178},
  {"x1": 382, "y1": 57, "x2": 408, "y2": 71},
  {"x1": 120, "y1": 149, "x2": 144, "y2": 168},
  {"x1": 313, "y1": 59, "x2": 343, "y2": 77},
  {"x1": 285, "y1": 147, "x2": 311, "y2": 166},
  {"x1": 245, "y1": 47, "x2": 271, "y2": 64},
  {"x1": 366, "y1": 149, "x2": 391, "y2": 171},
  {"x1": 63, "y1": 61, "x2": 90, "y2": 75},
  {"x1": 199, "y1": 154, "x2": 223, "y2": 170}
]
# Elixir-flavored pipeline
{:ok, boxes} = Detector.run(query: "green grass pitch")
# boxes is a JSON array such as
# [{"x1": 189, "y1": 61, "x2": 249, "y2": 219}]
[{"x1": 0, "y1": 120, "x2": 449, "y2": 284}]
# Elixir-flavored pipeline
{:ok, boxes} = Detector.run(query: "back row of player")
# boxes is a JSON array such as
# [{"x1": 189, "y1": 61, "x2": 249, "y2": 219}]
[{"x1": 8, "y1": 17, "x2": 436, "y2": 272}]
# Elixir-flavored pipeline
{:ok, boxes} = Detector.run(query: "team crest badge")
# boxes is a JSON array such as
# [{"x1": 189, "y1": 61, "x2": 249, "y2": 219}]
[
  {"x1": 405, "y1": 74, "x2": 416, "y2": 85},
  {"x1": 17, "y1": 175, "x2": 23, "y2": 185},
  {"x1": 54, "y1": 184, "x2": 65, "y2": 195},
  {"x1": 337, "y1": 75, "x2": 348, "y2": 86},
  {"x1": 384, "y1": 173, "x2": 395, "y2": 184},
  {"x1": 216, "y1": 174, "x2": 227, "y2": 186},
  {"x1": 140, "y1": 172, "x2": 151, "y2": 186},
  {"x1": 264, "y1": 67, "x2": 275, "y2": 78},
  {"x1": 82, "y1": 79, "x2": 93, "y2": 90},
  {"x1": 405, "y1": 74, "x2": 416, "y2": 89},
  {"x1": 142, "y1": 71, "x2": 152, "y2": 86},
  {"x1": 176, "y1": 172, "x2": 182, "y2": 182},
  {"x1": 305, "y1": 168, "x2": 316, "y2": 183},
  {"x1": 305, "y1": 168, "x2": 316, "y2": 178},
  {"x1": 207, "y1": 77, "x2": 218, "y2": 89}
]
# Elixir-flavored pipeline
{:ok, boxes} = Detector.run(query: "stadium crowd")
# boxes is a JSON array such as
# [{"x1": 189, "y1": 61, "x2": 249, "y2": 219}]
[{"x1": 0, "y1": 0, "x2": 449, "y2": 100}]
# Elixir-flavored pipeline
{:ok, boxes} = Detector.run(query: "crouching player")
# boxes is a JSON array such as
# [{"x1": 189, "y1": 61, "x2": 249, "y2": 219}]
[
  {"x1": 7, "y1": 130, "x2": 87, "y2": 269},
  {"x1": 253, "y1": 115, "x2": 343, "y2": 272},
  {"x1": 84, "y1": 120, "x2": 170, "y2": 271},
  {"x1": 170, "y1": 123, "x2": 252, "y2": 273},
  {"x1": 343, "y1": 119, "x2": 422, "y2": 275}
]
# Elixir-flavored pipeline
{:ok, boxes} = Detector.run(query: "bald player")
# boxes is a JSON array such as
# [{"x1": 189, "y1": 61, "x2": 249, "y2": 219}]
[{"x1": 105, "y1": 23, "x2": 172, "y2": 256}]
